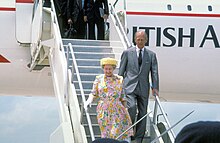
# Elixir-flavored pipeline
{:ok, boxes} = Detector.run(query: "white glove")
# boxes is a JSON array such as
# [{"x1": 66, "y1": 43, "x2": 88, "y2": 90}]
[
  {"x1": 84, "y1": 94, "x2": 94, "y2": 112},
  {"x1": 84, "y1": 100, "x2": 91, "y2": 112}
]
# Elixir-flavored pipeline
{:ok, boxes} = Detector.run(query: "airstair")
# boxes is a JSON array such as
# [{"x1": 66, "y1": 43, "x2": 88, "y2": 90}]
[
  {"x1": 28, "y1": 0, "x2": 177, "y2": 143},
  {"x1": 62, "y1": 38, "x2": 124, "y2": 142}
]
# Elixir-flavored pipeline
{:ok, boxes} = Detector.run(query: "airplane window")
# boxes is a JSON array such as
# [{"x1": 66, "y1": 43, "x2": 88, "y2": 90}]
[
  {"x1": 208, "y1": 5, "x2": 212, "y2": 11},
  {"x1": 167, "y1": 4, "x2": 172, "y2": 10},
  {"x1": 187, "y1": 5, "x2": 192, "y2": 11}
]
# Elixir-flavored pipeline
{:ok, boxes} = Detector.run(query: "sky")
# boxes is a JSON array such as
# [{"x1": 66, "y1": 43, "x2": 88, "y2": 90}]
[
  {"x1": 0, "y1": 96, "x2": 60, "y2": 143},
  {"x1": 1, "y1": 96, "x2": 220, "y2": 143}
]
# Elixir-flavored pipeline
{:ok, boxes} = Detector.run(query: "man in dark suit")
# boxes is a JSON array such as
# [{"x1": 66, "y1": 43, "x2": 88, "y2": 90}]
[
  {"x1": 67, "y1": 0, "x2": 86, "y2": 39},
  {"x1": 118, "y1": 30, "x2": 159, "y2": 143},
  {"x1": 54, "y1": 0, "x2": 69, "y2": 37},
  {"x1": 83, "y1": 0, "x2": 109, "y2": 40}
]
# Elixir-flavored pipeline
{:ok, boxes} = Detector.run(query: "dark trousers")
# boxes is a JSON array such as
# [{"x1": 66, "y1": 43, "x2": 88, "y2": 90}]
[
  {"x1": 127, "y1": 83, "x2": 149, "y2": 143},
  {"x1": 58, "y1": 15, "x2": 68, "y2": 38},
  {"x1": 87, "y1": 17, "x2": 104, "y2": 40},
  {"x1": 74, "y1": 10, "x2": 86, "y2": 39},
  {"x1": 53, "y1": 0, "x2": 67, "y2": 37}
]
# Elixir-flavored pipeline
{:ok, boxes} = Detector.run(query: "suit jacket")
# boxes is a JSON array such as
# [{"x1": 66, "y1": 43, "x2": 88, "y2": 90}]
[
  {"x1": 83, "y1": 0, "x2": 109, "y2": 20},
  {"x1": 67, "y1": 0, "x2": 83, "y2": 22},
  {"x1": 118, "y1": 46, "x2": 159, "y2": 96},
  {"x1": 54, "y1": 0, "x2": 68, "y2": 16}
]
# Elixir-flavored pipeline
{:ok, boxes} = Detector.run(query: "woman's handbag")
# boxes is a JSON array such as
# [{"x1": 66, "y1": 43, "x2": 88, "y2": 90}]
[{"x1": 63, "y1": 24, "x2": 77, "y2": 39}]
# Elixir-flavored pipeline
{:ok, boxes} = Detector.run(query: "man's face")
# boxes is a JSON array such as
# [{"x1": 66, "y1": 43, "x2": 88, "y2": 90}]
[{"x1": 135, "y1": 32, "x2": 147, "y2": 49}]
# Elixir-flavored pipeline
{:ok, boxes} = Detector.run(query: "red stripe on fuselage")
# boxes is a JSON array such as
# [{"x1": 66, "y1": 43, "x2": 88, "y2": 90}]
[
  {"x1": 16, "y1": 0, "x2": 33, "y2": 3},
  {"x1": 0, "y1": 0, "x2": 33, "y2": 11},
  {"x1": 0, "y1": 7, "x2": 15, "y2": 11},
  {"x1": 0, "y1": 55, "x2": 10, "y2": 63},
  {"x1": 126, "y1": 11, "x2": 220, "y2": 17}
]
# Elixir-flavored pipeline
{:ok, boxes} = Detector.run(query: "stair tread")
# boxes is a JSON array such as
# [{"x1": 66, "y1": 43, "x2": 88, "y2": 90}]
[{"x1": 64, "y1": 39, "x2": 125, "y2": 141}]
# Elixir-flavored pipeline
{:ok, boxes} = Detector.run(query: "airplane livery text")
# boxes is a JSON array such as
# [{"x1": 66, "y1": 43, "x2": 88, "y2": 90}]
[{"x1": 132, "y1": 25, "x2": 220, "y2": 48}]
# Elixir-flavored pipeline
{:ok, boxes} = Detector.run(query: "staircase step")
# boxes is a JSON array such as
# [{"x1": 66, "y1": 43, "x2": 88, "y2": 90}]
[
  {"x1": 76, "y1": 59, "x2": 100, "y2": 66},
  {"x1": 83, "y1": 124, "x2": 100, "y2": 135},
  {"x1": 74, "y1": 52, "x2": 115, "y2": 59},
  {"x1": 72, "y1": 73, "x2": 96, "y2": 81},
  {"x1": 78, "y1": 66, "x2": 103, "y2": 73},
  {"x1": 64, "y1": 39, "x2": 125, "y2": 142},
  {"x1": 72, "y1": 67, "x2": 119, "y2": 74},
  {"x1": 76, "y1": 89, "x2": 91, "y2": 95},
  {"x1": 73, "y1": 81, "x2": 93, "y2": 90},
  {"x1": 63, "y1": 39, "x2": 110, "y2": 46},
  {"x1": 72, "y1": 45, "x2": 113, "y2": 53},
  {"x1": 82, "y1": 113, "x2": 98, "y2": 124}
]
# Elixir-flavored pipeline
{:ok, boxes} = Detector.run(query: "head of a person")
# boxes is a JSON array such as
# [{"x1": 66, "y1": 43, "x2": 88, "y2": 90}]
[
  {"x1": 135, "y1": 30, "x2": 148, "y2": 49},
  {"x1": 175, "y1": 121, "x2": 220, "y2": 143},
  {"x1": 100, "y1": 57, "x2": 117, "y2": 77}
]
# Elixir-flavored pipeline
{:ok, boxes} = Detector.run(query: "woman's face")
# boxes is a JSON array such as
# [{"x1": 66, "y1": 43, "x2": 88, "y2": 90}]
[{"x1": 103, "y1": 64, "x2": 114, "y2": 77}]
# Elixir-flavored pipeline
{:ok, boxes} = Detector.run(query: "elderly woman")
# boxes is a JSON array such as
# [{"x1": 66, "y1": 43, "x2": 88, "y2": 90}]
[{"x1": 84, "y1": 57, "x2": 133, "y2": 142}]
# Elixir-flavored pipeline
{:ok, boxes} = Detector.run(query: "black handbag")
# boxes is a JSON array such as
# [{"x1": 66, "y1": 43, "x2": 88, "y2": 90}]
[{"x1": 63, "y1": 24, "x2": 77, "y2": 39}]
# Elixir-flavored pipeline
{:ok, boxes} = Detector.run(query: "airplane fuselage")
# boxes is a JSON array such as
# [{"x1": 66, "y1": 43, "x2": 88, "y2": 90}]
[
  {"x1": 0, "y1": 0, "x2": 54, "y2": 97},
  {"x1": 111, "y1": 0, "x2": 220, "y2": 103},
  {"x1": 1, "y1": 0, "x2": 220, "y2": 103}
]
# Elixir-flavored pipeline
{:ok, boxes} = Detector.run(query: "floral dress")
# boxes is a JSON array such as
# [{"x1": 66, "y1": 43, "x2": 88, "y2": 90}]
[{"x1": 90, "y1": 74, "x2": 133, "y2": 140}]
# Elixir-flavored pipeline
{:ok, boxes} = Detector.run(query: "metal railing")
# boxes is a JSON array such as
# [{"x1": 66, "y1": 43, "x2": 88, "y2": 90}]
[
  {"x1": 109, "y1": 3, "x2": 131, "y2": 49},
  {"x1": 68, "y1": 43, "x2": 95, "y2": 141},
  {"x1": 152, "y1": 95, "x2": 175, "y2": 142},
  {"x1": 113, "y1": 0, "x2": 126, "y2": 10},
  {"x1": 113, "y1": 0, "x2": 128, "y2": 34},
  {"x1": 50, "y1": 0, "x2": 69, "y2": 123}
]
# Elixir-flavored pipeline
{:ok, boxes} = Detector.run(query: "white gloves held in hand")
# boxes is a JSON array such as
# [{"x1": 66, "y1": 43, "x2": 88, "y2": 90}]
[
  {"x1": 84, "y1": 100, "x2": 91, "y2": 112},
  {"x1": 84, "y1": 94, "x2": 94, "y2": 112}
]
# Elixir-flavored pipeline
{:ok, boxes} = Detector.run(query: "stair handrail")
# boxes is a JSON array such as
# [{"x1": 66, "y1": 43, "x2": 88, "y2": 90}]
[
  {"x1": 50, "y1": 0, "x2": 70, "y2": 122},
  {"x1": 113, "y1": 0, "x2": 126, "y2": 10},
  {"x1": 112, "y1": 0, "x2": 128, "y2": 34},
  {"x1": 153, "y1": 95, "x2": 175, "y2": 142},
  {"x1": 113, "y1": 0, "x2": 119, "y2": 7},
  {"x1": 109, "y1": 3, "x2": 131, "y2": 49},
  {"x1": 29, "y1": 0, "x2": 43, "y2": 71},
  {"x1": 68, "y1": 43, "x2": 95, "y2": 141},
  {"x1": 151, "y1": 110, "x2": 194, "y2": 143}
]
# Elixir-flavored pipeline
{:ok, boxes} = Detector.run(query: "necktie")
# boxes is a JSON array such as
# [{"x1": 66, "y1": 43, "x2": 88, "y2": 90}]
[{"x1": 138, "y1": 49, "x2": 142, "y2": 68}]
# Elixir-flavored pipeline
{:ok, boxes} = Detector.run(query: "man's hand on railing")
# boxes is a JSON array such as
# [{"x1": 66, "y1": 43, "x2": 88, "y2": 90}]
[{"x1": 152, "y1": 88, "x2": 159, "y2": 97}]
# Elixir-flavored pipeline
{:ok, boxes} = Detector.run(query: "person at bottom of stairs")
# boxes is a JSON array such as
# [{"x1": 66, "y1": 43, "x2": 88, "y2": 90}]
[{"x1": 84, "y1": 57, "x2": 133, "y2": 143}]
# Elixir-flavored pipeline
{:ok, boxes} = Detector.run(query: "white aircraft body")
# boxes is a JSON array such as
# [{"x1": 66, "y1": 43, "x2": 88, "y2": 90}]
[
  {"x1": 0, "y1": 0, "x2": 220, "y2": 102},
  {"x1": 0, "y1": 0, "x2": 54, "y2": 97},
  {"x1": 112, "y1": 0, "x2": 220, "y2": 103},
  {"x1": 1, "y1": 0, "x2": 220, "y2": 143},
  {"x1": 1, "y1": 0, "x2": 219, "y2": 102}
]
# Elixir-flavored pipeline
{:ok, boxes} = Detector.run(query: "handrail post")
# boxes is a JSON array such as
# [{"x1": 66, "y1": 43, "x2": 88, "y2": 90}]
[
  {"x1": 68, "y1": 43, "x2": 95, "y2": 141},
  {"x1": 113, "y1": 0, "x2": 119, "y2": 7},
  {"x1": 65, "y1": 46, "x2": 70, "y2": 107},
  {"x1": 153, "y1": 96, "x2": 158, "y2": 124},
  {"x1": 155, "y1": 95, "x2": 176, "y2": 138}
]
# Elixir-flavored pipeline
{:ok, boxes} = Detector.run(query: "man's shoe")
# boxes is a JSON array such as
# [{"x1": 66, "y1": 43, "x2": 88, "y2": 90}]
[{"x1": 131, "y1": 136, "x2": 135, "y2": 141}]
